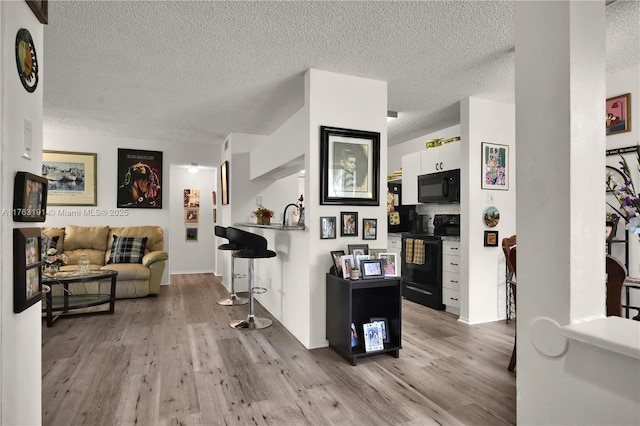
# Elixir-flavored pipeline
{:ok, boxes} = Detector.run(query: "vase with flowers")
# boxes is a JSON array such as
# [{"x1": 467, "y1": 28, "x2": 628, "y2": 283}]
[
  {"x1": 252, "y1": 207, "x2": 275, "y2": 225},
  {"x1": 43, "y1": 248, "x2": 68, "y2": 275},
  {"x1": 606, "y1": 144, "x2": 640, "y2": 234}
]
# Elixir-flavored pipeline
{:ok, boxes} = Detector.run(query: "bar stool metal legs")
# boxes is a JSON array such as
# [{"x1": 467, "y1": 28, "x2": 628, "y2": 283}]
[
  {"x1": 230, "y1": 259, "x2": 273, "y2": 329},
  {"x1": 217, "y1": 256, "x2": 249, "y2": 306}
]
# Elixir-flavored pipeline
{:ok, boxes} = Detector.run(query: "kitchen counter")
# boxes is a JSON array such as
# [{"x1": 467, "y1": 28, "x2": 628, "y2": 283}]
[{"x1": 234, "y1": 222, "x2": 306, "y2": 231}]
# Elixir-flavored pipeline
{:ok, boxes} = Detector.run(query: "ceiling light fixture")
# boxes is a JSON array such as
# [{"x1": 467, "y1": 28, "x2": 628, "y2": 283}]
[
  {"x1": 387, "y1": 110, "x2": 398, "y2": 121},
  {"x1": 188, "y1": 163, "x2": 199, "y2": 174}
]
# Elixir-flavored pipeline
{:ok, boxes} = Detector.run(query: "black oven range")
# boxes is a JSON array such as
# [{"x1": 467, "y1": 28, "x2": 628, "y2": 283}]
[{"x1": 401, "y1": 214, "x2": 460, "y2": 310}]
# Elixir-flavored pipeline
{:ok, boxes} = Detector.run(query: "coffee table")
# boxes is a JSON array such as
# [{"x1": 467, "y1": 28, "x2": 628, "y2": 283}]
[{"x1": 42, "y1": 269, "x2": 118, "y2": 327}]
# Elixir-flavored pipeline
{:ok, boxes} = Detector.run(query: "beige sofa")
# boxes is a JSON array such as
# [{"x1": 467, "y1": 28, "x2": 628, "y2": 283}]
[{"x1": 43, "y1": 225, "x2": 168, "y2": 298}]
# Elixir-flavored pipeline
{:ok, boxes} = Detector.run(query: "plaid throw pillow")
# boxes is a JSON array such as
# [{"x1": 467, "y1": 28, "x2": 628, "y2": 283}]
[{"x1": 107, "y1": 235, "x2": 148, "y2": 264}]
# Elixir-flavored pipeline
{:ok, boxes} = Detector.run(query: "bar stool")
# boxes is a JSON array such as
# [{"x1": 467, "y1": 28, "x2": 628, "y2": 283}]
[
  {"x1": 215, "y1": 226, "x2": 248, "y2": 306},
  {"x1": 225, "y1": 227, "x2": 276, "y2": 330}
]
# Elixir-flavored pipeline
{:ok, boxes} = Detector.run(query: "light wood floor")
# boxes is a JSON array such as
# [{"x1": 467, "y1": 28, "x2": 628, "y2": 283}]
[{"x1": 42, "y1": 273, "x2": 516, "y2": 425}]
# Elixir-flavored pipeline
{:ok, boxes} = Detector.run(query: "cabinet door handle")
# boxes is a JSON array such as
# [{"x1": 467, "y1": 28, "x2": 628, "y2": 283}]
[
  {"x1": 450, "y1": 280, "x2": 458, "y2": 283},
  {"x1": 406, "y1": 285, "x2": 433, "y2": 296},
  {"x1": 439, "y1": 161, "x2": 443, "y2": 170},
  {"x1": 450, "y1": 247, "x2": 459, "y2": 250},
  {"x1": 450, "y1": 297, "x2": 459, "y2": 301},
  {"x1": 435, "y1": 163, "x2": 440, "y2": 171},
  {"x1": 450, "y1": 262, "x2": 458, "y2": 266}
]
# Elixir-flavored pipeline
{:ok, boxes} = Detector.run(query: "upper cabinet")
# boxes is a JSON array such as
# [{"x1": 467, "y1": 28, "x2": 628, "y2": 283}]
[{"x1": 420, "y1": 142, "x2": 461, "y2": 174}]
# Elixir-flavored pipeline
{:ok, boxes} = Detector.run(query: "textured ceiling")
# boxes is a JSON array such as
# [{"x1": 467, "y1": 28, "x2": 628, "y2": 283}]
[{"x1": 43, "y1": 1, "x2": 639, "y2": 147}]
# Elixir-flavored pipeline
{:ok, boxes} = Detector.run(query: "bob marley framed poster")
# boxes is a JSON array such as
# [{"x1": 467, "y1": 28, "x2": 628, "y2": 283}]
[{"x1": 117, "y1": 149, "x2": 162, "y2": 208}]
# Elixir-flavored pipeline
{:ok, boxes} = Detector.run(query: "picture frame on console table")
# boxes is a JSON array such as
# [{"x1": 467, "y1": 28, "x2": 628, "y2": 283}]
[
  {"x1": 13, "y1": 227, "x2": 42, "y2": 313},
  {"x1": 13, "y1": 171, "x2": 48, "y2": 222},
  {"x1": 42, "y1": 150, "x2": 97, "y2": 206},
  {"x1": 320, "y1": 126, "x2": 380, "y2": 206}
]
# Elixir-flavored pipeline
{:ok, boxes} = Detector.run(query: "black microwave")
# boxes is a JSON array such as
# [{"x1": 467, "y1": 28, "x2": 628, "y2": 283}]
[{"x1": 417, "y1": 169, "x2": 460, "y2": 203}]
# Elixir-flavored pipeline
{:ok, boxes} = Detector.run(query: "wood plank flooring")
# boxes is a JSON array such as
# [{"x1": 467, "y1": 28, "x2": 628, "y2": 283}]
[{"x1": 42, "y1": 273, "x2": 516, "y2": 425}]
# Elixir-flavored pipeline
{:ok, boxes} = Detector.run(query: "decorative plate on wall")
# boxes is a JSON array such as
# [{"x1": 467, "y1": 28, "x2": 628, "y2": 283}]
[
  {"x1": 483, "y1": 206, "x2": 500, "y2": 228},
  {"x1": 15, "y1": 28, "x2": 39, "y2": 93}
]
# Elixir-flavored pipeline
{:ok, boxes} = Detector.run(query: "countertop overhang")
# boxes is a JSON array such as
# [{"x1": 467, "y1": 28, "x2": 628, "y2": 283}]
[{"x1": 234, "y1": 222, "x2": 306, "y2": 231}]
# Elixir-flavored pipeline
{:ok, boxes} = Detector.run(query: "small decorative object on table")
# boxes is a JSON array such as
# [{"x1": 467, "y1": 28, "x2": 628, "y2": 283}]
[
  {"x1": 43, "y1": 248, "x2": 68, "y2": 275},
  {"x1": 78, "y1": 253, "x2": 91, "y2": 274},
  {"x1": 252, "y1": 207, "x2": 274, "y2": 225}
]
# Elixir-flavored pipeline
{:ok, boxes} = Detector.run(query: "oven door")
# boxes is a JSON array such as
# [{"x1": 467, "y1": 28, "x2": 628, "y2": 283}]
[
  {"x1": 401, "y1": 235, "x2": 444, "y2": 310},
  {"x1": 401, "y1": 235, "x2": 442, "y2": 285}
]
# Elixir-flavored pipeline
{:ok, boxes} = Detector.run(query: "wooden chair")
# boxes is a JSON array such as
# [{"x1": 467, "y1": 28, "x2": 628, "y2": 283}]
[
  {"x1": 606, "y1": 254, "x2": 626, "y2": 317},
  {"x1": 502, "y1": 235, "x2": 517, "y2": 372}
]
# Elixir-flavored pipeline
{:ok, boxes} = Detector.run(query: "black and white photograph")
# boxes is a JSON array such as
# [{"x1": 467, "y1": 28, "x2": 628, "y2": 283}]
[
  {"x1": 320, "y1": 216, "x2": 336, "y2": 239},
  {"x1": 320, "y1": 126, "x2": 380, "y2": 206}
]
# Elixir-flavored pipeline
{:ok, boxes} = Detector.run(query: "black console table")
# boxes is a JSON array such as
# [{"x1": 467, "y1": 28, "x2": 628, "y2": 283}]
[{"x1": 325, "y1": 273, "x2": 402, "y2": 365}]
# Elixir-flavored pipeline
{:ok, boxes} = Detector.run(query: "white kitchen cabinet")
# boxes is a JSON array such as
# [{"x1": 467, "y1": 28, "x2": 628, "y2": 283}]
[
  {"x1": 442, "y1": 240, "x2": 461, "y2": 313},
  {"x1": 401, "y1": 152, "x2": 420, "y2": 205},
  {"x1": 387, "y1": 234, "x2": 403, "y2": 277},
  {"x1": 420, "y1": 142, "x2": 461, "y2": 174}
]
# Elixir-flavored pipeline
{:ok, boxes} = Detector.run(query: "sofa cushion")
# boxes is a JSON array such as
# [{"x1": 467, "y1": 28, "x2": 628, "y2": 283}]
[
  {"x1": 101, "y1": 263, "x2": 150, "y2": 281},
  {"x1": 64, "y1": 225, "x2": 110, "y2": 251},
  {"x1": 107, "y1": 235, "x2": 148, "y2": 264}
]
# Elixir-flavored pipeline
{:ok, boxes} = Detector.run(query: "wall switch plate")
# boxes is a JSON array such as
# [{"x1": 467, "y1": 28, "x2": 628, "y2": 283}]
[
  {"x1": 22, "y1": 119, "x2": 32, "y2": 160},
  {"x1": 257, "y1": 196, "x2": 263, "y2": 206},
  {"x1": 486, "y1": 193, "x2": 494, "y2": 203}
]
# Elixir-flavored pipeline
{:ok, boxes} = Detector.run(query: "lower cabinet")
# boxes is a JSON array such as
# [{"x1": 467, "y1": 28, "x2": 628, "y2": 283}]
[
  {"x1": 325, "y1": 273, "x2": 402, "y2": 365},
  {"x1": 442, "y1": 240, "x2": 461, "y2": 314}
]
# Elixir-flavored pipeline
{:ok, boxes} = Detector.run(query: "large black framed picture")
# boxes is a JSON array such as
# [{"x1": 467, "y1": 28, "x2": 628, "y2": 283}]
[
  {"x1": 13, "y1": 171, "x2": 48, "y2": 222},
  {"x1": 13, "y1": 227, "x2": 42, "y2": 313},
  {"x1": 117, "y1": 149, "x2": 162, "y2": 208},
  {"x1": 320, "y1": 126, "x2": 380, "y2": 206}
]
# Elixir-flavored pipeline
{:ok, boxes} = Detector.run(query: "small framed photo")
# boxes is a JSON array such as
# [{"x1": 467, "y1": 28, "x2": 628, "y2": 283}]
[
  {"x1": 361, "y1": 259, "x2": 384, "y2": 280},
  {"x1": 368, "y1": 248, "x2": 386, "y2": 259},
  {"x1": 340, "y1": 254, "x2": 355, "y2": 279},
  {"x1": 363, "y1": 322, "x2": 384, "y2": 352},
  {"x1": 184, "y1": 208, "x2": 199, "y2": 224},
  {"x1": 13, "y1": 171, "x2": 48, "y2": 222},
  {"x1": 370, "y1": 316, "x2": 390, "y2": 343},
  {"x1": 347, "y1": 244, "x2": 369, "y2": 257},
  {"x1": 186, "y1": 227, "x2": 198, "y2": 242},
  {"x1": 320, "y1": 216, "x2": 337, "y2": 239},
  {"x1": 606, "y1": 93, "x2": 631, "y2": 136},
  {"x1": 362, "y1": 218, "x2": 377, "y2": 240},
  {"x1": 484, "y1": 230, "x2": 499, "y2": 247},
  {"x1": 355, "y1": 254, "x2": 370, "y2": 271},
  {"x1": 378, "y1": 253, "x2": 398, "y2": 277},
  {"x1": 330, "y1": 250, "x2": 345, "y2": 276},
  {"x1": 13, "y1": 227, "x2": 42, "y2": 313},
  {"x1": 481, "y1": 142, "x2": 509, "y2": 190},
  {"x1": 213, "y1": 208, "x2": 217, "y2": 223},
  {"x1": 340, "y1": 212, "x2": 358, "y2": 236}
]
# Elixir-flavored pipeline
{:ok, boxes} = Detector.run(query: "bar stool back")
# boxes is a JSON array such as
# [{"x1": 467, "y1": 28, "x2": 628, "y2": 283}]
[
  {"x1": 215, "y1": 226, "x2": 248, "y2": 306},
  {"x1": 225, "y1": 227, "x2": 276, "y2": 329}
]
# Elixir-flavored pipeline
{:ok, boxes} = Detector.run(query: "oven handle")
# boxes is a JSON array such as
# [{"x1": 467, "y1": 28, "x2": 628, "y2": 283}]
[{"x1": 406, "y1": 285, "x2": 433, "y2": 296}]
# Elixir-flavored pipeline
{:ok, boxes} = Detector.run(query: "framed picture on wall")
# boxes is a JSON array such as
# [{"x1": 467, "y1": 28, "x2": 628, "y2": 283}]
[
  {"x1": 42, "y1": 150, "x2": 97, "y2": 206},
  {"x1": 362, "y1": 218, "x2": 377, "y2": 240},
  {"x1": 184, "y1": 208, "x2": 199, "y2": 224},
  {"x1": 117, "y1": 148, "x2": 162, "y2": 208},
  {"x1": 484, "y1": 230, "x2": 499, "y2": 247},
  {"x1": 26, "y1": 0, "x2": 48, "y2": 24},
  {"x1": 13, "y1": 171, "x2": 48, "y2": 222},
  {"x1": 481, "y1": 142, "x2": 509, "y2": 190},
  {"x1": 341, "y1": 212, "x2": 358, "y2": 236},
  {"x1": 13, "y1": 227, "x2": 42, "y2": 313},
  {"x1": 606, "y1": 93, "x2": 631, "y2": 135},
  {"x1": 320, "y1": 126, "x2": 380, "y2": 206},
  {"x1": 320, "y1": 216, "x2": 336, "y2": 239}
]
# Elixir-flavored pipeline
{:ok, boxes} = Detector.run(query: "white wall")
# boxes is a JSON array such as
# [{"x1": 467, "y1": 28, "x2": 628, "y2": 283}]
[
  {"x1": 1, "y1": 2, "x2": 43, "y2": 424},
  {"x1": 42, "y1": 129, "x2": 219, "y2": 283},
  {"x1": 169, "y1": 165, "x2": 217, "y2": 274},
  {"x1": 461, "y1": 97, "x2": 516, "y2": 324}
]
